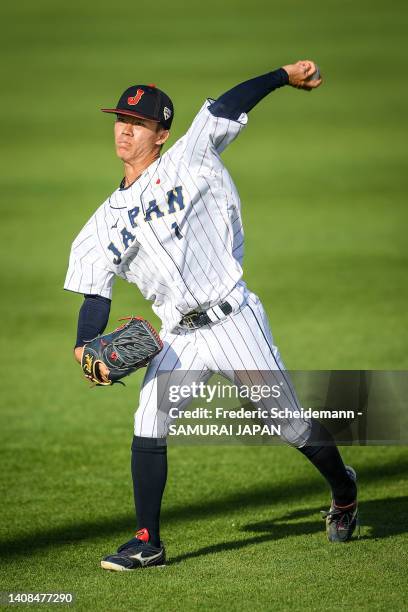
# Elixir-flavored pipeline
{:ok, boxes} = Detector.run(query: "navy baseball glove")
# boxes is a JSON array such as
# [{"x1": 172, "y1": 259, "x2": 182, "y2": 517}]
[{"x1": 81, "y1": 317, "x2": 163, "y2": 386}]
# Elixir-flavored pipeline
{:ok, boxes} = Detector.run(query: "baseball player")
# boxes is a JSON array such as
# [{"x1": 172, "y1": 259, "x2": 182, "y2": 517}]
[{"x1": 65, "y1": 60, "x2": 359, "y2": 571}]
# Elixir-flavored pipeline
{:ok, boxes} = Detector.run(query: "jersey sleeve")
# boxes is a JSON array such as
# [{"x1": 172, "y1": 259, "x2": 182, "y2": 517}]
[
  {"x1": 183, "y1": 99, "x2": 248, "y2": 168},
  {"x1": 64, "y1": 216, "x2": 115, "y2": 299}
]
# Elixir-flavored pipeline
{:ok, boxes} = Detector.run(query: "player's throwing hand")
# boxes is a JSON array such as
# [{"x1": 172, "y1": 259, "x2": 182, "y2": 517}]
[{"x1": 282, "y1": 60, "x2": 323, "y2": 90}]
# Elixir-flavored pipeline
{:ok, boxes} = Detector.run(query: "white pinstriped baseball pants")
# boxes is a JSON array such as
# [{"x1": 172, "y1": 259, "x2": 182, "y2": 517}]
[{"x1": 134, "y1": 291, "x2": 312, "y2": 447}]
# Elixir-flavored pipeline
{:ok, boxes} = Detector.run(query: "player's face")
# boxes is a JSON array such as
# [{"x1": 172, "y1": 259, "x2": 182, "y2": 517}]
[{"x1": 114, "y1": 114, "x2": 169, "y2": 162}]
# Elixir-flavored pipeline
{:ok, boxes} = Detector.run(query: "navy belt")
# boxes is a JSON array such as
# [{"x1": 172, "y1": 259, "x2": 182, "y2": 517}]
[{"x1": 179, "y1": 301, "x2": 233, "y2": 329}]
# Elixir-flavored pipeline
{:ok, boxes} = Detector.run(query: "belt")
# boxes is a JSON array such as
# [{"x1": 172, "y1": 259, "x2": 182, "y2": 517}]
[{"x1": 179, "y1": 301, "x2": 233, "y2": 329}]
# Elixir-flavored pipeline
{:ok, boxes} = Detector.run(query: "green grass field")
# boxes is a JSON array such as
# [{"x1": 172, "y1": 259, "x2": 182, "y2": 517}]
[{"x1": 1, "y1": 0, "x2": 407, "y2": 609}]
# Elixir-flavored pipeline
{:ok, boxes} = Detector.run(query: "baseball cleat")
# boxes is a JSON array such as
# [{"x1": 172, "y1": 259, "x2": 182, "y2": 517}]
[
  {"x1": 101, "y1": 528, "x2": 166, "y2": 571},
  {"x1": 321, "y1": 466, "x2": 359, "y2": 543}
]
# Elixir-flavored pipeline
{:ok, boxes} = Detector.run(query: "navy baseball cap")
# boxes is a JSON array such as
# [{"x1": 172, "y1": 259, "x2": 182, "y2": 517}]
[{"x1": 101, "y1": 84, "x2": 174, "y2": 129}]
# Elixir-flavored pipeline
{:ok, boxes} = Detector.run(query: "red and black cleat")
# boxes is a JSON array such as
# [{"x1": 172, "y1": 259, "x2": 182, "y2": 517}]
[
  {"x1": 321, "y1": 466, "x2": 359, "y2": 542},
  {"x1": 100, "y1": 528, "x2": 165, "y2": 571}
]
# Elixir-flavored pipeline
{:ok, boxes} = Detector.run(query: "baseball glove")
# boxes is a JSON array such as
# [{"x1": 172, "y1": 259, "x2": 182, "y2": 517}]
[{"x1": 81, "y1": 316, "x2": 163, "y2": 386}]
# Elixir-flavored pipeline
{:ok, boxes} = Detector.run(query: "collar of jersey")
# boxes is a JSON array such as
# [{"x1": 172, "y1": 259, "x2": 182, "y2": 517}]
[{"x1": 118, "y1": 157, "x2": 161, "y2": 192}]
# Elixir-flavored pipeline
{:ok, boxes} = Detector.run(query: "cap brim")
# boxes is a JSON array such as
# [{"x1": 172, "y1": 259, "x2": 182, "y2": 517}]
[{"x1": 101, "y1": 108, "x2": 160, "y2": 122}]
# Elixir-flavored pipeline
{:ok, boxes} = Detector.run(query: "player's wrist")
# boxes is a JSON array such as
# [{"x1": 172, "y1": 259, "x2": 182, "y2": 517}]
[
  {"x1": 276, "y1": 67, "x2": 290, "y2": 86},
  {"x1": 281, "y1": 64, "x2": 295, "y2": 83}
]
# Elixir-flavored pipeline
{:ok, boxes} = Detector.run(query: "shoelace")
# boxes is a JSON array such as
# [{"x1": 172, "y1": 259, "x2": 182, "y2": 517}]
[
  {"x1": 117, "y1": 536, "x2": 147, "y2": 553},
  {"x1": 320, "y1": 504, "x2": 361, "y2": 538}
]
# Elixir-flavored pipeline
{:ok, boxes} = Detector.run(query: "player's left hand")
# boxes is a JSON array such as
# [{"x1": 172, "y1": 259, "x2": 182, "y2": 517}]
[{"x1": 282, "y1": 60, "x2": 323, "y2": 91}]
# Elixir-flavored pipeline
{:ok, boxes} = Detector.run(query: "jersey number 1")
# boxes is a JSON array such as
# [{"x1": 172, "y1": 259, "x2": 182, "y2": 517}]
[{"x1": 171, "y1": 222, "x2": 183, "y2": 240}]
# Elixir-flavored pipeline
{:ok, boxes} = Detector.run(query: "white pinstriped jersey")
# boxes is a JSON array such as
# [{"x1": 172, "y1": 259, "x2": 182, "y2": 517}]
[{"x1": 64, "y1": 100, "x2": 248, "y2": 332}]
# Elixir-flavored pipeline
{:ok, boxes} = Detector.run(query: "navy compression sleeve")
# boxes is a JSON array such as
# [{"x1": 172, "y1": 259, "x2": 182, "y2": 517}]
[
  {"x1": 75, "y1": 294, "x2": 111, "y2": 348},
  {"x1": 209, "y1": 68, "x2": 289, "y2": 120}
]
